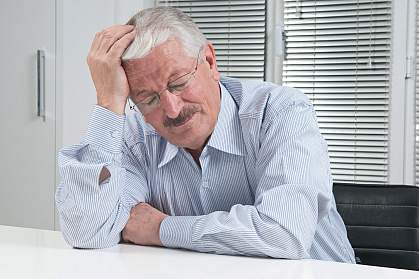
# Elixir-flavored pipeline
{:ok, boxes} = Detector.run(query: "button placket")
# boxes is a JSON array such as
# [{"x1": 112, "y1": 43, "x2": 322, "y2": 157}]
[{"x1": 200, "y1": 147, "x2": 210, "y2": 188}]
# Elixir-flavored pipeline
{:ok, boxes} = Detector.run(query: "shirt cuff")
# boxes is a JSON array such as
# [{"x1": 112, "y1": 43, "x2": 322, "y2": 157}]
[
  {"x1": 84, "y1": 105, "x2": 126, "y2": 153},
  {"x1": 159, "y1": 215, "x2": 202, "y2": 250}
]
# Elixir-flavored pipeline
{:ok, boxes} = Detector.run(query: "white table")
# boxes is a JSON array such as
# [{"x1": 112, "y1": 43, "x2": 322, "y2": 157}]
[{"x1": 0, "y1": 225, "x2": 418, "y2": 279}]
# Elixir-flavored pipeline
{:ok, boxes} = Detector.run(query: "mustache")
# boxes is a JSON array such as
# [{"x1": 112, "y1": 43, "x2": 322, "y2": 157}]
[{"x1": 163, "y1": 105, "x2": 200, "y2": 128}]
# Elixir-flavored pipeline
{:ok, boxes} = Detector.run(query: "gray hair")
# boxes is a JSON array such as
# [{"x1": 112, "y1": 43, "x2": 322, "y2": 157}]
[{"x1": 122, "y1": 7, "x2": 207, "y2": 61}]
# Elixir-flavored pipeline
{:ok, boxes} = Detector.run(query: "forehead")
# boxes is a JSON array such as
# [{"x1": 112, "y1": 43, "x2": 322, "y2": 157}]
[{"x1": 122, "y1": 39, "x2": 191, "y2": 92}]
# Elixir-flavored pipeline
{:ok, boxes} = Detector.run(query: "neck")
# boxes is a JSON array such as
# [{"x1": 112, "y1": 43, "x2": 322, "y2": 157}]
[
  {"x1": 185, "y1": 136, "x2": 210, "y2": 168},
  {"x1": 186, "y1": 147, "x2": 202, "y2": 160},
  {"x1": 185, "y1": 147, "x2": 202, "y2": 168}
]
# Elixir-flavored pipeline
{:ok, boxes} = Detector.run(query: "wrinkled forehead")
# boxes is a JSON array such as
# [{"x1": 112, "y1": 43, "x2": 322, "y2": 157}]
[{"x1": 122, "y1": 39, "x2": 190, "y2": 86}]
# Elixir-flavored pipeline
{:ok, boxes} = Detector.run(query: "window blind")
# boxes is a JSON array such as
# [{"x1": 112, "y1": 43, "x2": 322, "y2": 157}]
[
  {"x1": 158, "y1": 0, "x2": 267, "y2": 80},
  {"x1": 283, "y1": 0, "x2": 391, "y2": 183}
]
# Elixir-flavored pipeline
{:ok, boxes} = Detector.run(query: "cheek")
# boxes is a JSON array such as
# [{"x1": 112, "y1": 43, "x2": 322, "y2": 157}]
[
  {"x1": 189, "y1": 83, "x2": 214, "y2": 106},
  {"x1": 143, "y1": 113, "x2": 164, "y2": 129}
]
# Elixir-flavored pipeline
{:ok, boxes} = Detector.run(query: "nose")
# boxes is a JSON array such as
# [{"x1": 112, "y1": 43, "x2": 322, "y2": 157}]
[{"x1": 159, "y1": 90, "x2": 184, "y2": 119}]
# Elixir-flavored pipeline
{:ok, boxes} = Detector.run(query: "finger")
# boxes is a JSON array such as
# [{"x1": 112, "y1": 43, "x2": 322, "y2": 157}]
[
  {"x1": 88, "y1": 25, "x2": 133, "y2": 55},
  {"x1": 97, "y1": 25, "x2": 135, "y2": 54},
  {"x1": 107, "y1": 29, "x2": 136, "y2": 59},
  {"x1": 89, "y1": 32, "x2": 102, "y2": 54},
  {"x1": 97, "y1": 25, "x2": 134, "y2": 54}
]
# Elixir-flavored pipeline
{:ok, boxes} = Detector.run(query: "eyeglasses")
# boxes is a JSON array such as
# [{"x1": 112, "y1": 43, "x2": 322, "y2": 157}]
[{"x1": 129, "y1": 48, "x2": 202, "y2": 115}]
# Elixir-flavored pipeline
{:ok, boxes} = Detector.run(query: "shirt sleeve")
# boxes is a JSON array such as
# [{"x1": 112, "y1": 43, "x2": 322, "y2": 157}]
[
  {"x1": 55, "y1": 105, "x2": 150, "y2": 249},
  {"x1": 159, "y1": 100, "x2": 333, "y2": 259}
]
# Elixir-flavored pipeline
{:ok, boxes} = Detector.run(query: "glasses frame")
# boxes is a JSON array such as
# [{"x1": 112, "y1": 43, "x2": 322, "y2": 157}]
[{"x1": 128, "y1": 47, "x2": 203, "y2": 115}]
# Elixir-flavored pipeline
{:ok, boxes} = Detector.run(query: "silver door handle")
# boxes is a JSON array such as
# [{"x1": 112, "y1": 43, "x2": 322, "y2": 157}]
[{"x1": 37, "y1": 50, "x2": 46, "y2": 121}]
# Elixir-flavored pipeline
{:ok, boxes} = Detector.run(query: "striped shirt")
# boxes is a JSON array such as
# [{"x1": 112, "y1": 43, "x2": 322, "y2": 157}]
[{"x1": 56, "y1": 76, "x2": 355, "y2": 263}]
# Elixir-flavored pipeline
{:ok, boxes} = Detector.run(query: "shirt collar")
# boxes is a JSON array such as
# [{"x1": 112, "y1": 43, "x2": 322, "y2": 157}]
[
  {"x1": 206, "y1": 82, "x2": 246, "y2": 156},
  {"x1": 157, "y1": 82, "x2": 246, "y2": 168},
  {"x1": 158, "y1": 141, "x2": 179, "y2": 168}
]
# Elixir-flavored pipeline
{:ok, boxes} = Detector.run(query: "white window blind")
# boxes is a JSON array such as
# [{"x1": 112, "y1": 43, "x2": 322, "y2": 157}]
[
  {"x1": 158, "y1": 0, "x2": 267, "y2": 79},
  {"x1": 283, "y1": 0, "x2": 391, "y2": 183}
]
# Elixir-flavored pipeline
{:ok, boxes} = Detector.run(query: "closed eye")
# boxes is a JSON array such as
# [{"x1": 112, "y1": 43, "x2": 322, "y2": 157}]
[
  {"x1": 168, "y1": 82, "x2": 188, "y2": 92},
  {"x1": 139, "y1": 95, "x2": 159, "y2": 106},
  {"x1": 147, "y1": 95, "x2": 159, "y2": 105}
]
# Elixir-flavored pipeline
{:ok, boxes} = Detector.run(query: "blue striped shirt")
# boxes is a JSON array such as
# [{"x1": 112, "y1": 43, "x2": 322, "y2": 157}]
[{"x1": 56, "y1": 76, "x2": 355, "y2": 263}]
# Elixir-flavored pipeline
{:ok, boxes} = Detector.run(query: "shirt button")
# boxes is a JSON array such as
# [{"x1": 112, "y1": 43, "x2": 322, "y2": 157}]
[
  {"x1": 202, "y1": 180, "x2": 209, "y2": 188},
  {"x1": 111, "y1": 130, "x2": 120, "y2": 138}
]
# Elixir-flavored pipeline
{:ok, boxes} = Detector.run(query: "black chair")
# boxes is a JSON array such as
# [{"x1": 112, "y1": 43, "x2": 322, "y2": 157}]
[{"x1": 333, "y1": 182, "x2": 419, "y2": 271}]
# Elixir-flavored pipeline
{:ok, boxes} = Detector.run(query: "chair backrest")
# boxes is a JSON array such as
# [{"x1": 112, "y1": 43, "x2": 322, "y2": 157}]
[{"x1": 333, "y1": 182, "x2": 419, "y2": 271}]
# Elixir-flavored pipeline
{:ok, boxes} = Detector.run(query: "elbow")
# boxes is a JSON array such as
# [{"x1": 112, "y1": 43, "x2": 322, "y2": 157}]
[
  {"x1": 55, "y1": 181, "x2": 126, "y2": 249},
  {"x1": 58, "y1": 217, "x2": 120, "y2": 249},
  {"x1": 256, "y1": 224, "x2": 312, "y2": 259},
  {"x1": 55, "y1": 196, "x2": 121, "y2": 249},
  {"x1": 262, "y1": 237, "x2": 310, "y2": 259},
  {"x1": 63, "y1": 235, "x2": 119, "y2": 250},
  {"x1": 278, "y1": 238, "x2": 310, "y2": 259}
]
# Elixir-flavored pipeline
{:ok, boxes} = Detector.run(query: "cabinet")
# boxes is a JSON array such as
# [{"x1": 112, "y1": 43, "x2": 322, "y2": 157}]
[{"x1": 0, "y1": 0, "x2": 56, "y2": 229}]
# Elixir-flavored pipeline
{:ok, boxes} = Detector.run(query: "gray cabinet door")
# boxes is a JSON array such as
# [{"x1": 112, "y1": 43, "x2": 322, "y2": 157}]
[{"x1": 0, "y1": 0, "x2": 56, "y2": 229}]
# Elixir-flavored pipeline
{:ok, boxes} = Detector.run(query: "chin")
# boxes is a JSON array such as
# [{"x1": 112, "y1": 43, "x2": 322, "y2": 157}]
[
  {"x1": 168, "y1": 128, "x2": 210, "y2": 150},
  {"x1": 160, "y1": 114, "x2": 215, "y2": 150},
  {"x1": 170, "y1": 133, "x2": 203, "y2": 149}
]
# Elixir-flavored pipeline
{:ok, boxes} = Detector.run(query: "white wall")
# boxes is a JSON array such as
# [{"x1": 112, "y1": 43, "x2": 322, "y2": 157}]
[
  {"x1": 59, "y1": 0, "x2": 114, "y2": 146},
  {"x1": 388, "y1": 0, "x2": 416, "y2": 184}
]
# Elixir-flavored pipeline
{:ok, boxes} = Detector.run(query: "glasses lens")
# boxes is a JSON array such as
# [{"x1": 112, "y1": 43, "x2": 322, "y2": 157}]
[
  {"x1": 168, "y1": 73, "x2": 194, "y2": 94},
  {"x1": 137, "y1": 101, "x2": 159, "y2": 115}
]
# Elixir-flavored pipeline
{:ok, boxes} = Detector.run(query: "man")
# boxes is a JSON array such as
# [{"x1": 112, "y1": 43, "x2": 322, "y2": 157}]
[{"x1": 56, "y1": 7, "x2": 355, "y2": 263}]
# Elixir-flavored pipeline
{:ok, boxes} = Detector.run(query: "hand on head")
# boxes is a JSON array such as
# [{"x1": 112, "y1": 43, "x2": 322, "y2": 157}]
[{"x1": 87, "y1": 25, "x2": 136, "y2": 115}]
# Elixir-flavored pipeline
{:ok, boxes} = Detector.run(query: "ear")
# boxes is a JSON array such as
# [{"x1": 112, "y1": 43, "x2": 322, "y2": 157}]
[{"x1": 203, "y1": 42, "x2": 220, "y2": 82}]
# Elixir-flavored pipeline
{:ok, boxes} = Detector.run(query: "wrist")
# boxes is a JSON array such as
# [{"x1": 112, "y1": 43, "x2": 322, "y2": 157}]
[
  {"x1": 84, "y1": 105, "x2": 125, "y2": 154},
  {"x1": 97, "y1": 97, "x2": 127, "y2": 115}
]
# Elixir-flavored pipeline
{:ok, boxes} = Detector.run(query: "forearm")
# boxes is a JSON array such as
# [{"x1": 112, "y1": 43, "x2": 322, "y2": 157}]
[
  {"x1": 56, "y1": 106, "x2": 146, "y2": 248},
  {"x1": 159, "y1": 185, "x2": 320, "y2": 258}
]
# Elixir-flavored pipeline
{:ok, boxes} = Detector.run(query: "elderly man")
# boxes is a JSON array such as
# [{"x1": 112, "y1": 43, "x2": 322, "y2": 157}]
[{"x1": 56, "y1": 7, "x2": 355, "y2": 263}]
